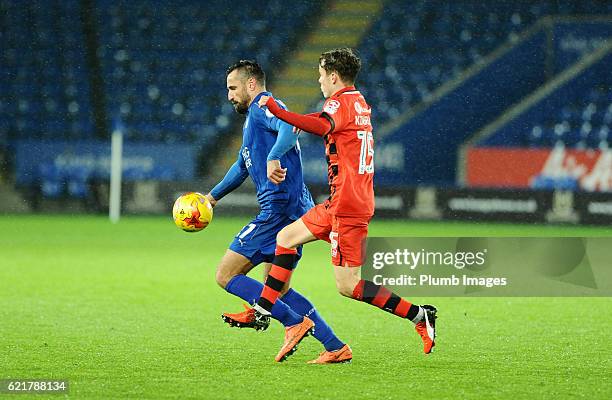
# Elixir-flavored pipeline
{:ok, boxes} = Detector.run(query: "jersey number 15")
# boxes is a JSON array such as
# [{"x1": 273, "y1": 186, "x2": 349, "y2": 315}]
[{"x1": 357, "y1": 130, "x2": 374, "y2": 174}]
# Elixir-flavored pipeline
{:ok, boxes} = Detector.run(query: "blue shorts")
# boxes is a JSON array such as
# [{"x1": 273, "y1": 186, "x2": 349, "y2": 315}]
[{"x1": 229, "y1": 212, "x2": 303, "y2": 267}]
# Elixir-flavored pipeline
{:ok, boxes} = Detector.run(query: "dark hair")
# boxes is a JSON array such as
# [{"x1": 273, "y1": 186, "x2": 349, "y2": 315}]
[
  {"x1": 226, "y1": 60, "x2": 266, "y2": 86},
  {"x1": 319, "y1": 48, "x2": 361, "y2": 84}
]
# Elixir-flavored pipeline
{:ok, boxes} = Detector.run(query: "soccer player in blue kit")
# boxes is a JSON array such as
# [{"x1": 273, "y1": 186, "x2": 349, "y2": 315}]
[{"x1": 205, "y1": 60, "x2": 349, "y2": 363}]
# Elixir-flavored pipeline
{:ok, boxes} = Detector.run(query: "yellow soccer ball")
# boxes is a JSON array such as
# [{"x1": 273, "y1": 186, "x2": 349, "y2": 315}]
[{"x1": 172, "y1": 192, "x2": 213, "y2": 232}]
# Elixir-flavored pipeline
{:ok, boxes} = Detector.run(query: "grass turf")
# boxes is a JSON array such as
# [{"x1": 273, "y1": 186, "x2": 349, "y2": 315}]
[{"x1": 1, "y1": 215, "x2": 611, "y2": 399}]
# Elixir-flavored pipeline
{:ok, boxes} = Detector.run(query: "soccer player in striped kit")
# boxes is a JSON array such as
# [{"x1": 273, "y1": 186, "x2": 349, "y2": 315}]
[{"x1": 252, "y1": 48, "x2": 438, "y2": 363}]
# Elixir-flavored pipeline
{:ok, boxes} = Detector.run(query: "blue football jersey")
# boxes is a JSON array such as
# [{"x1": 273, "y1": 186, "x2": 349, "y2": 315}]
[{"x1": 239, "y1": 91, "x2": 313, "y2": 219}]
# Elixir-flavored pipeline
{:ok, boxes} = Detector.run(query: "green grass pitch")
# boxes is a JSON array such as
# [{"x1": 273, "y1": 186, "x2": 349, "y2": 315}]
[{"x1": 1, "y1": 215, "x2": 611, "y2": 399}]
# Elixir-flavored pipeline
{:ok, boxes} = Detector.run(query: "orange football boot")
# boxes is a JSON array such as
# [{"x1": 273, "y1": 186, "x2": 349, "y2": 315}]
[
  {"x1": 414, "y1": 305, "x2": 437, "y2": 354},
  {"x1": 221, "y1": 304, "x2": 270, "y2": 331},
  {"x1": 307, "y1": 344, "x2": 353, "y2": 364},
  {"x1": 275, "y1": 317, "x2": 314, "y2": 362}
]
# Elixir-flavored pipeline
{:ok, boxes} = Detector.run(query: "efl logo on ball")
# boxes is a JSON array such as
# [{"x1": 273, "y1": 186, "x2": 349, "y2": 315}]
[{"x1": 172, "y1": 192, "x2": 213, "y2": 232}]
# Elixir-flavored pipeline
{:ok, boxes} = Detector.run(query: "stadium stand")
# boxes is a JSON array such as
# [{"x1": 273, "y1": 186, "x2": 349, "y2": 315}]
[
  {"x1": 1, "y1": 0, "x2": 322, "y2": 199},
  {"x1": 357, "y1": 0, "x2": 612, "y2": 127},
  {"x1": 0, "y1": 0, "x2": 322, "y2": 145},
  {"x1": 270, "y1": 0, "x2": 383, "y2": 114},
  {"x1": 2, "y1": 0, "x2": 610, "y2": 200},
  {"x1": 527, "y1": 84, "x2": 612, "y2": 149},
  {"x1": 0, "y1": 0, "x2": 95, "y2": 141},
  {"x1": 94, "y1": 0, "x2": 322, "y2": 144}
]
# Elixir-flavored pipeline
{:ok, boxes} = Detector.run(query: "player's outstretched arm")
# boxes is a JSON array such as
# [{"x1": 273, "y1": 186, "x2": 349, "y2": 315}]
[
  {"x1": 258, "y1": 96, "x2": 331, "y2": 136},
  {"x1": 207, "y1": 154, "x2": 249, "y2": 206}
]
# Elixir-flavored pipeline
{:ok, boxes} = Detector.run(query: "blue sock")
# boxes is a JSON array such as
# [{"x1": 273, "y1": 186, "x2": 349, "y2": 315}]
[
  {"x1": 281, "y1": 288, "x2": 345, "y2": 352},
  {"x1": 225, "y1": 275, "x2": 302, "y2": 327}
]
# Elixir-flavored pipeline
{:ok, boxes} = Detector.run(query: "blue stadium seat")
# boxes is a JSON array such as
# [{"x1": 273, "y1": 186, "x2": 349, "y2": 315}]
[
  {"x1": 66, "y1": 165, "x2": 93, "y2": 198},
  {"x1": 38, "y1": 163, "x2": 64, "y2": 198}
]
